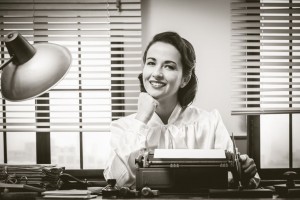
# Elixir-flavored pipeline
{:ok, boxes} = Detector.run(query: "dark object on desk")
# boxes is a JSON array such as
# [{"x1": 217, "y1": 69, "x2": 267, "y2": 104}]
[
  {"x1": 209, "y1": 188, "x2": 273, "y2": 198},
  {"x1": 274, "y1": 171, "x2": 300, "y2": 198},
  {"x1": 58, "y1": 173, "x2": 102, "y2": 190},
  {"x1": 102, "y1": 179, "x2": 119, "y2": 198},
  {"x1": 140, "y1": 186, "x2": 159, "y2": 198},
  {"x1": 119, "y1": 187, "x2": 139, "y2": 198}
]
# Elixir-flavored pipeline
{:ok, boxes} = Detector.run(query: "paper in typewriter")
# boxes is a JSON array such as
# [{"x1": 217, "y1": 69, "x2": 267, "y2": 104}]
[{"x1": 154, "y1": 149, "x2": 226, "y2": 159}]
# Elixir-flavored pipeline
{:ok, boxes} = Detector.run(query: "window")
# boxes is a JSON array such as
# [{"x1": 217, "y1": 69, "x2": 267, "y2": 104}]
[
  {"x1": 0, "y1": 0, "x2": 142, "y2": 171},
  {"x1": 231, "y1": 0, "x2": 300, "y2": 179}
]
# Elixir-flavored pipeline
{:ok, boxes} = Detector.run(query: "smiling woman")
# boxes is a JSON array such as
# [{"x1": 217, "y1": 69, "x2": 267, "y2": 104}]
[{"x1": 104, "y1": 31, "x2": 259, "y2": 188}]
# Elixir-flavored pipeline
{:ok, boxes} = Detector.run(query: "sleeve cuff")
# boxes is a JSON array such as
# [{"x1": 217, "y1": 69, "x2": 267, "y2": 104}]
[{"x1": 129, "y1": 118, "x2": 149, "y2": 136}]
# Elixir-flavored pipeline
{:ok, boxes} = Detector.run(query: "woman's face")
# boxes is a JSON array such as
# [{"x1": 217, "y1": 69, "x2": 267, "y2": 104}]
[{"x1": 143, "y1": 41, "x2": 186, "y2": 103}]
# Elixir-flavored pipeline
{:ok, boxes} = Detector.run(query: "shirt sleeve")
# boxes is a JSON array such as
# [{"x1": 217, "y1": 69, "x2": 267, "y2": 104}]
[
  {"x1": 211, "y1": 110, "x2": 261, "y2": 188},
  {"x1": 211, "y1": 109, "x2": 233, "y2": 152},
  {"x1": 103, "y1": 117, "x2": 149, "y2": 187}
]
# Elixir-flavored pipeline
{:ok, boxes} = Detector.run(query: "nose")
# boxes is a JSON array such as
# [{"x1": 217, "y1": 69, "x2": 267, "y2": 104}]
[{"x1": 152, "y1": 66, "x2": 163, "y2": 79}]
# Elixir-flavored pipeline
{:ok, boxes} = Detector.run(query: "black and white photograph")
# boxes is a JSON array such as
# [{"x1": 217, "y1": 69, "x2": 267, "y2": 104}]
[{"x1": 0, "y1": 0, "x2": 299, "y2": 199}]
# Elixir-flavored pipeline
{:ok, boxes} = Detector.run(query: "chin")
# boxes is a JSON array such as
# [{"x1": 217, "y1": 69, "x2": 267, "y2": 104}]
[
  {"x1": 145, "y1": 90, "x2": 162, "y2": 99},
  {"x1": 147, "y1": 93, "x2": 161, "y2": 99}
]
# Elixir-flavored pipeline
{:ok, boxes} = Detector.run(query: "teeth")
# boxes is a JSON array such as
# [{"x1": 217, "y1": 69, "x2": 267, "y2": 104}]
[{"x1": 150, "y1": 81, "x2": 165, "y2": 87}]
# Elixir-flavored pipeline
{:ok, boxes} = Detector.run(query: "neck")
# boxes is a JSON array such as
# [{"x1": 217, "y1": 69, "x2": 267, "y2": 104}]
[{"x1": 155, "y1": 99, "x2": 178, "y2": 124}]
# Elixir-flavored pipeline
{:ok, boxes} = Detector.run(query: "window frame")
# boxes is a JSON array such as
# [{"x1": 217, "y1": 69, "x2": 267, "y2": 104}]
[
  {"x1": 248, "y1": 115, "x2": 300, "y2": 182},
  {"x1": 232, "y1": 0, "x2": 300, "y2": 182}
]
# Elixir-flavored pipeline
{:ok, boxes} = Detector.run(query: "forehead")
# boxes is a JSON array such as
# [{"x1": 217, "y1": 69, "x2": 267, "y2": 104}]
[{"x1": 146, "y1": 42, "x2": 181, "y2": 63}]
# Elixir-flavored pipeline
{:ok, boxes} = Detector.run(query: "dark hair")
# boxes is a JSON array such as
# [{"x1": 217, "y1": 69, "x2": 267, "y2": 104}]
[{"x1": 138, "y1": 31, "x2": 198, "y2": 107}]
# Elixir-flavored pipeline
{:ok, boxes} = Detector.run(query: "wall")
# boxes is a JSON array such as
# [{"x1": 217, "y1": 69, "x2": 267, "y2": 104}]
[{"x1": 141, "y1": 0, "x2": 247, "y2": 153}]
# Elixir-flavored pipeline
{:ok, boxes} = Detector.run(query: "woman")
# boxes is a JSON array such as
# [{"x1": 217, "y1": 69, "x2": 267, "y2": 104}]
[{"x1": 104, "y1": 31, "x2": 258, "y2": 188}]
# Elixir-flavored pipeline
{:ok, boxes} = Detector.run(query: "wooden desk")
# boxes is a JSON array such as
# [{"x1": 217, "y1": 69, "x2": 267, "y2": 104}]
[
  {"x1": 36, "y1": 195, "x2": 300, "y2": 200},
  {"x1": 0, "y1": 192, "x2": 296, "y2": 200}
]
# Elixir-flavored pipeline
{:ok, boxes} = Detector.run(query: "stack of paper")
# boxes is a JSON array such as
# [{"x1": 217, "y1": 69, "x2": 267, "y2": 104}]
[
  {"x1": 0, "y1": 182, "x2": 45, "y2": 192},
  {"x1": 154, "y1": 149, "x2": 226, "y2": 159},
  {"x1": 42, "y1": 190, "x2": 97, "y2": 199},
  {"x1": 0, "y1": 164, "x2": 63, "y2": 190}
]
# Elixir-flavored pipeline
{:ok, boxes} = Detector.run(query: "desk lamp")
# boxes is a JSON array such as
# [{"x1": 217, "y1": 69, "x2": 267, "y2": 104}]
[{"x1": 0, "y1": 31, "x2": 72, "y2": 101}]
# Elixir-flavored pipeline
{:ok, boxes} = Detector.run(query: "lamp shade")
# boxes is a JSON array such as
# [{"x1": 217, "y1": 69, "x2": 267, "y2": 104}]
[{"x1": 1, "y1": 31, "x2": 72, "y2": 101}]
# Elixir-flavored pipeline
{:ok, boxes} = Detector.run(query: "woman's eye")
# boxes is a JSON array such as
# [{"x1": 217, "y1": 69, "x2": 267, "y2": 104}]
[
  {"x1": 165, "y1": 65, "x2": 175, "y2": 70},
  {"x1": 146, "y1": 61, "x2": 155, "y2": 66}
]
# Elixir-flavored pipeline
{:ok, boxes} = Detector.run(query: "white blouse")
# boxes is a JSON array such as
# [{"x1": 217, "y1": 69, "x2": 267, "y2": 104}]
[{"x1": 103, "y1": 104, "x2": 233, "y2": 187}]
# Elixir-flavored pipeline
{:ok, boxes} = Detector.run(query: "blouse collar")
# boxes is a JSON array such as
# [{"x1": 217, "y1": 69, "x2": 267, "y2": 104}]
[{"x1": 152, "y1": 103, "x2": 183, "y2": 125}]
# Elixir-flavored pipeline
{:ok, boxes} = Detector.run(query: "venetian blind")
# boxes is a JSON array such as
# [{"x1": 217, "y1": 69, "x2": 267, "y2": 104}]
[
  {"x1": 0, "y1": 0, "x2": 142, "y2": 132},
  {"x1": 231, "y1": 0, "x2": 300, "y2": 115}
]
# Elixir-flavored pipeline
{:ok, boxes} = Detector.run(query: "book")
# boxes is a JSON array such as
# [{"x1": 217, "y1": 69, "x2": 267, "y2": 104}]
[
  {"x1": 42, "y1": 190, "x2": 97, "y2": 199},
  {"x1": 0, "y1": 182, "x2": 46, "y2": 192},
  {"x1": 42, "y1": 195, "x2": 97, "y2": 199},
  {"x1": 42, "y1": 190, "x2": 92, "y2": 196}
]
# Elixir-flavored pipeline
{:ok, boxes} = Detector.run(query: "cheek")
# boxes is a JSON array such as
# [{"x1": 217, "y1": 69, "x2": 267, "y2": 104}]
[
  {"x1": 142, "y1": 67, "x2": 152, "y2": 80},
  {"x1": 166, "y1": 73, "x2": 182, "y2": 84}
]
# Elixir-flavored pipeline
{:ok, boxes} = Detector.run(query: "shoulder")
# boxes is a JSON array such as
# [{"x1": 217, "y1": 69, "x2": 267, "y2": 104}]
[{"x1": 180, "y1": 105, "x2": 222, "y2": 125}]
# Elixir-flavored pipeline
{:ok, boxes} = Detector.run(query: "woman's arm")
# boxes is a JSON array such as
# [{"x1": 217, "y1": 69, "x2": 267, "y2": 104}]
[
  {"x1": 212, "y1": 110, "x2": 259, "y2": 188},
  {"x1": 103, "y1": 118, "x2": 149, "y2": 187}
]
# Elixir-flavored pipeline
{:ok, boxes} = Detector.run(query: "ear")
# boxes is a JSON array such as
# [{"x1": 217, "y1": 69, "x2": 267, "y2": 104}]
[{"x1": 180, "y1": 75, "x2": 191, "y2": 88}]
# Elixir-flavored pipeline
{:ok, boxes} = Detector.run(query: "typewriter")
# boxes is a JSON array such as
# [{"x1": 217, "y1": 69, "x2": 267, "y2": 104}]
[
  {"x1": 135, "y1": 148, "x2": 273, "y2": 198},
  {"x1": 135, "y1": 148, "x2": 237, "y2": 194}
]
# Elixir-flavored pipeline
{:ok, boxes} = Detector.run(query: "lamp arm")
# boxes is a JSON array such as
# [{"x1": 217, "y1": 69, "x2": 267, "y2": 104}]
[{"x1": 0, "y1": 56, "x2": 14, "y2": 71}]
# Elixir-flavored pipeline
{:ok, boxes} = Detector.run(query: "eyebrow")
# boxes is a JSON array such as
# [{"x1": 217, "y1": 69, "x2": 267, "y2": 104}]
[
  {"x1": 146, "y1": 57, "x2": 177, "y2": 65},
  {"x1": 146, "y1": 57, "x2": 156, "y2": 61},
  {"x1": 164, "y1": 60, "x2": 177, "y2": 65}
]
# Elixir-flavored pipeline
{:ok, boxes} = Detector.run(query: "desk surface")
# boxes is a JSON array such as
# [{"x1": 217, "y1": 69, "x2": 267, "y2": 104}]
[
  {"x1": 0, "y1": 192, "x2": 296, "y2": 200},
  {"x1": 35, "y1": 196, "x2": 300, "y2": 200}
]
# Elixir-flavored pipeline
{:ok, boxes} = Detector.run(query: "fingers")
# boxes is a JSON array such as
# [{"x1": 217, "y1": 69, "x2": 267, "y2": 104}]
[
  {"x1": 244, "y1": 164, "x2": 257, "y2": 177},
  {"x1": 240, "y1": 154, "x2": 257, "y2": 178},
  {"x1": 239, "y1": 154, "x2": 247, "y2": 162},
  {"x1": 152, "y1": 98, "x2": 159, "y2": 108},
  {"x1": 135, "y1": 93, "x2": 159, "y2": 124},
  {"x1": 139, "y1": 92, "x2": 159, "y2": 108}
]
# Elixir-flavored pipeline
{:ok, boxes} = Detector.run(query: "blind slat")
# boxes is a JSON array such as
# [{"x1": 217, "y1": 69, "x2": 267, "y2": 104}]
[
  {"x1": 0, "y1": 17, "x2": 142, "y2": 23},
  {"x1": 0, "y1": 24, "x2": 142, "y2": 30},
  {"x1": 0, "y1": 10, "x2": 141, "y2": 16},
  {"x1": 0, "y1": 3, "x2": 140, "y2": 10},
  {"x1": 231, "y1": 15, "x2": 300, "y2": 20},
  {"x1": 232, "y1": 94, "x2": 300, "y2": 98},
  {"x1": 0, "y1": 0, "x2": 140, "y2": 3},
  {"x1": 1, "y1": 37, "x2": 142, "y2": 42},
  {"x1": 232, "y1": 108, "x2": 300, "y2": 115}
]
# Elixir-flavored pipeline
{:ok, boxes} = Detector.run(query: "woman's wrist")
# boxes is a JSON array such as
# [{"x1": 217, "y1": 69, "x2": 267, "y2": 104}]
[{"x1": 135, "y1": 112, "x2": 151, "y2": 124}]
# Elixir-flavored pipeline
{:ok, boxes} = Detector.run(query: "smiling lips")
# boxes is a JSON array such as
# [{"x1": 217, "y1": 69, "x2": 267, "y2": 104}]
[{"x1": 149, "y1": 80, "x2": 166, "y2": 88}]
